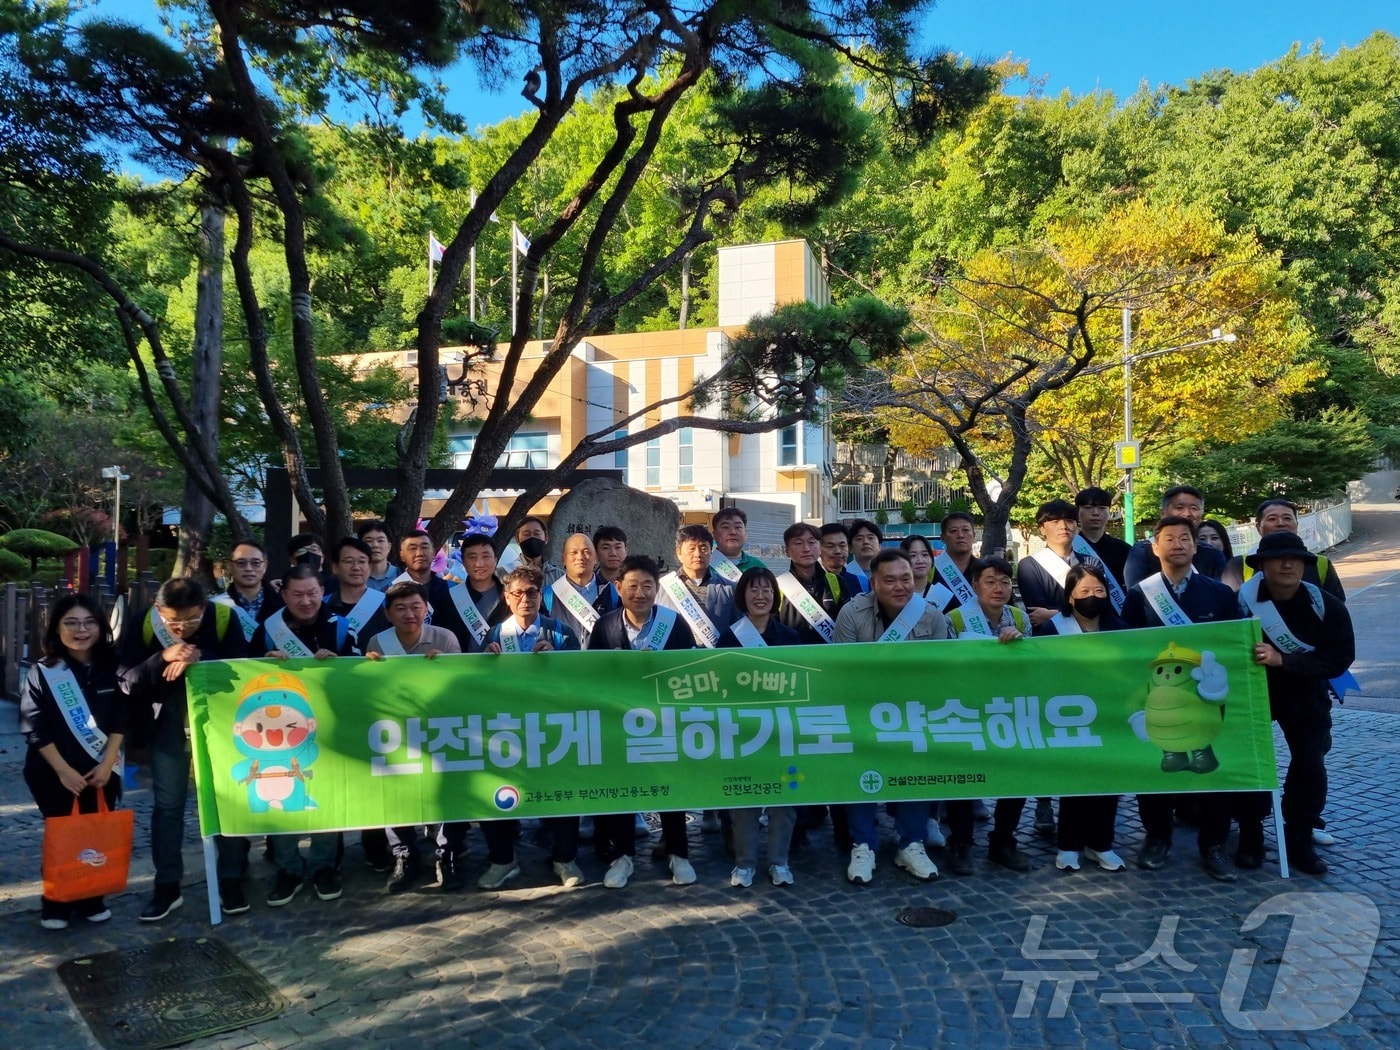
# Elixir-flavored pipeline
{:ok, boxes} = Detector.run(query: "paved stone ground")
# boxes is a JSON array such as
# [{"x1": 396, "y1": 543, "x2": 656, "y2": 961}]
[{"x1": 2, "y1": 482, "x2": 1397, "y2": 1049}]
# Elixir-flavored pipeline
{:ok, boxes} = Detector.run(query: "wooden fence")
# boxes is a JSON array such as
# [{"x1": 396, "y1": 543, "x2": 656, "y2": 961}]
[{"x1": 1, "y1": 574, "x2": 159, "y2": 700}]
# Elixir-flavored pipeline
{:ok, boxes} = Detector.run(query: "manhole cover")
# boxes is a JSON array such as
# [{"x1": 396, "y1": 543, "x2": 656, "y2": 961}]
[
  {"x1": 895, "y1": 907, "x2": 957, "y2": 928},
  {"x1": 58, "y1": 936, "x2": 286, "y2": 1050}
]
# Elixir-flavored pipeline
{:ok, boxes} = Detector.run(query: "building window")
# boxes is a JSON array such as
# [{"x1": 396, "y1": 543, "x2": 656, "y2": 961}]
[
  {"x1": 646, "y1": 437, "x2": 661, "y2": 486},
  {"x1": 614, "y1": 430, "x2": 629, "y2": 470},
  {"x1": 679, "y1": 427, "x2": 693, "y2": 485},
  {"x1": 779, "y1": 424, "x2": 799, "y2": 467},
  {"x1": 449, "y1": 432, "x2": 549, "y2": 470}
]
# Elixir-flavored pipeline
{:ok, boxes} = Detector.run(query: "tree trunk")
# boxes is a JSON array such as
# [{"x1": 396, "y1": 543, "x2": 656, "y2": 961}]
[
  {"x1": 678, "y1": 251, "x2": 691, "y2": 330},
  {"x1": 173, "y1": 203, "x2": 224, "y2": 581}
]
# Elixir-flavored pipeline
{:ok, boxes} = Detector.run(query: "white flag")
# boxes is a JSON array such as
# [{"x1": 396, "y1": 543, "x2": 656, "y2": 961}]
[
  {"x1": 428, "y1": 232, "x2": 446, "y2": 263},
  {"x1": 513, "y1": 224, "x2": 531, "y2": 256}
]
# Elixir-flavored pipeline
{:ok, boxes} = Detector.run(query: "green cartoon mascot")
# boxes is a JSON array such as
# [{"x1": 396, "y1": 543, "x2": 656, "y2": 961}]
[{"x1": 1129, "y1": 641, "x2": 1230, "y2": 774}]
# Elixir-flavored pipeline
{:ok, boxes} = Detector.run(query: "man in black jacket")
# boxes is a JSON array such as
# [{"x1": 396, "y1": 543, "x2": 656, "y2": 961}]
[
  {"x1": 120, "y1": 577, "x2": 249, "y2": 921},
  {"x1": 1236, "y1": 531, "x2": 1355, "y2": 875}
]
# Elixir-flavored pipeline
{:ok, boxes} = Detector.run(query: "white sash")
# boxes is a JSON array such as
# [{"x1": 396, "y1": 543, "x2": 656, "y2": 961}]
[
  {"x1": 659, "y1": 572, "x2": 721, "y2": 648},
  {"x1": 447, "y1": 582, "x2": 489, "y2": 646},
  {"x1": 1238, "y1": 576, "x2": 1325, "y2": 654},
  {"x1": 1072, "y1": 534, "x2": 1125, "y2": 612},
  {"x1": 848, "y1": 562, "x2": 870, "y2": 593},
  {"x1": 370, "y1": 627, "x2": 408, "y2": 656},
  {"x1": 551, "y1": 576, "x2": 600, "y2": 634},
  {"x1": 212, "y1": 595, "x2": 258, "y2": 642},
  {"x1": 878, "y1": 594, "x2": 928, "y2": 643},
  {"x1": 931, "y1": 553, "x2": 978, "y2": 609},
  {"x1": 1047, "y1": 612, "x2": 1083, "y2": 635},
  {"x1": 709, "y1": 550, "x2": 744, "y2": 584},
  {"x1": 148, "y1": 606, "x2": 179, "y2": 649},
  {"x1": 337, "y1": 587, "x2": 385, "y2": 637},
  {"x1": 38, "y1": 661, "x2": 111, "y2": 767},
  {"x1": 729, "y1": 617, "x2": 767, "y2": 648},
  {"x1": 922, "y1": 581, "x2": 955, "y2": 611},
  {"x1": 954, "y1": 606, "x2": 996, "y2": 639},
  {"x1": 263, "y1": 609, "x2": 317, "y2": 658},
  {"x1": 499, "y1": 617, "x2": 537, "y2": 653},
  {"x1": 634, "y1": 606, "x2": 678, "y2": 651},
  {"x1": 1138, "y1": 572, "x2": 1195, "y2": 627},
  {"x1": 1029, "y1": 547, "x2": 1075, "y2": 588},
  {"x1": 776, "y1": 572, "x2": 836, "y2": 643}
]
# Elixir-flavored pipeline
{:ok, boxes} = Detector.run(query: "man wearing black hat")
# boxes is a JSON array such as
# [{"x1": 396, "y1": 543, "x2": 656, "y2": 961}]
[{"x1": 1235, "y1": 531, "x2": 1355, "y2": 875}]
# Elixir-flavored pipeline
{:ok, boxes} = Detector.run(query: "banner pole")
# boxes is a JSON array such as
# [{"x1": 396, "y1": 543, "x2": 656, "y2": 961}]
[
  {"x1": 203, "y1": 837, "x2": 223, "y2": 924},
  {"x1": 1272, "y1": 789, "x2": 1289, "y2": 879}
]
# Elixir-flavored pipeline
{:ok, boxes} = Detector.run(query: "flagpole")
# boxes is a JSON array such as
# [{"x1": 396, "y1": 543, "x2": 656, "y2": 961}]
[
  {"x1": 428, "y1": 234, "x2": 436, "y2": 297},
  {"x1": 469, "y1": 190, "x2": 477, "y2": 321},
  {"x1": 511, "y1": 221, "x2": 519, "y2": 335}
]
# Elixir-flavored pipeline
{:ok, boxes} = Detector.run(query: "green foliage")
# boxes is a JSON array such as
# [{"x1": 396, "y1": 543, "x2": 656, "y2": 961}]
[
  {"x1": 900, "y1": 499, "x2": 917, "y2": 523},
  {"x1": 1158, "y1": 407, "x2": 1378, "y2": 520},
  {"x1": 924, "y1": 499, "x2": 945, "y2": 522},
  {"x1": 0, "y1": 527, "x2": 79, "y2": 557},
  {"x1": 874, "y1": 507, "x2": 889, "y2": 526},
  {"x1": 0, "y1": 547, "x2": 26, "y2": 581}
]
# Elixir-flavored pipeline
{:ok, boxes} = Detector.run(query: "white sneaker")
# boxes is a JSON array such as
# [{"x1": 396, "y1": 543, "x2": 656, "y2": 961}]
[
  {"x1": 1055, "y1": 850, "x2": 1081, "y2": 871},
  {"x1": 603, "y1": 855, "x2": 634, "y2": 889},
  {"x1": 847, "y1": 843, "x2": 876, "y2": 884},
  {"x1": 1084, "y1": 848, "x2": 1125, "y2": 871},
  {"x1": 553, "y1": 860, "x2": 584, "y2": 888},
  {"x1": 476, "y1": 861, "x2": 521, "y2": 890},
  {"x1": 925, "y1": 818, "x2": 947, "y2": 848},
  {"x1": 669, "y1": 855, "x2": 697, "y2": 885},
  {"x1": 1313, "y1": 828, "x2": 1336, "y2": 846},
  {"x1": 895, "y1": 841, "x2": 938, "y2": 880},
  {"x1": 730, "y1": 866, "x2": 755, "y2": 888},
  {"x1": 769, "y1": 864, "x2": 794, "y2": 886}
]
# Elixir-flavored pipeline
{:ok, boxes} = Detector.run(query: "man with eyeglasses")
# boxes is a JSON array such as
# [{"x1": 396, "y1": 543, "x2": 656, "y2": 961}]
[
  {"x1": 477, "y1": 567, "x2": 585, "y2": 889},
  {"x1": 120, "y1": 577, "x2": 249, "y2": 921},
  {"x1": 217, "y1": 539, "x2": 283, "y2": 642},
  {"x1": 326, "y1": 537, "x2": 389, "y2": 643}
]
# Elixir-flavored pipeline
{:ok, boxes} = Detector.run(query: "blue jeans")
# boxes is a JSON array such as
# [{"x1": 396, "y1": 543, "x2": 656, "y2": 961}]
[
  {"x1": 846, "y1": 801, "x2": 929, "y2": 850},
  {"x1": 269, "y1": 832, "x2": 341, "y2": 876},
  {"x1": 148, "y1": 714, "x2": 191, "y2": 885}
]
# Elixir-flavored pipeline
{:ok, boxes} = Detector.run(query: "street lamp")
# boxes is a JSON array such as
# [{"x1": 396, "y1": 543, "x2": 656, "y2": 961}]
[
  {"x1": 101, "y1": 465, "x2": 129, "y2": 548},
  {"x1": 1118, "y1": 309, "x2": 1237, "y2": 542}
]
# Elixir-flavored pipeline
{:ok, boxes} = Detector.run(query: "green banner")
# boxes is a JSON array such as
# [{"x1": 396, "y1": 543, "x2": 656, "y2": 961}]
[{"x1": 187, "y1": 620, "x2": 1277, "y2": 837}]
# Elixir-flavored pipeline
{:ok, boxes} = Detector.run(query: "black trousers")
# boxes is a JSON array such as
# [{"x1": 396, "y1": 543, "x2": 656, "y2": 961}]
[
  {"x1": 1057, "y1": 795, "x2": 1119, "y2": 852},
  {"x1": 481, "y1": 816, "x2": 581, "y2": 864},
  {"x1": 946, "y1": 797, "x2": 1026, "y2": 849},
  {"x1": 1138, "y1": 792, "x2": 1230, "y2": 850},
  {"x1": 25, "y1": 751, "x2": 122, "y2": 911},
  {"x1": 594, "y1": 811, "x2": 688, "y2": 862}
]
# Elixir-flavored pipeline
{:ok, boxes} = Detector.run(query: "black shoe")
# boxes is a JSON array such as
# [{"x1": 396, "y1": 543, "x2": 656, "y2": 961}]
[
  {"x1": 437, "y1": 853, "x2": 465, "y2": 893},
  {"x1": 74, "y1": 897, "x2": 111, "y2": 923},
  {"x1": 1188, "y1": 747, "x2": 1220, "y2": 774},
  {"x1": 363, "y1": 839, "x2": 393, "y2": 874},
  {"x1": 386, "y1": 853, "x2": 421, "y2": 894},
  {"x1": 988, "y1": 839, "x2": 1031, "y2": 872},
  {"x1": 1234, "y1": 822, "x2": 1265, "y2": 870},
  {"x1": 1160, "y1": 751, "x2": 1190, "y2": 773},
  {"x1": 140, "y1": 882, "x2": 184, "y2": 922},
  {"x1": 1034, "y1": 798, "x2": 1056, "y2": 835},
  {"x1": 1136, "y1": 838, "x2": 1171, "y2": 870},
  {"x1": 219, "y1": 879, "x2": 250, "y2": 915},
  {"x1": 1287, "y1": 838, "x2": 1329, "y2": 876},
  {"x1": 267, "y1": 870, "x2": 304, "y2": 907},
  {"x1": 312, "y1": 868, "x2": 342, "y2": 901},
  {"x1": 945, "y1": 843, "x2": 974, "y2": 876},
  {"x1": 1201, "y1": 844, "x2": 1238, "y2": 882}
]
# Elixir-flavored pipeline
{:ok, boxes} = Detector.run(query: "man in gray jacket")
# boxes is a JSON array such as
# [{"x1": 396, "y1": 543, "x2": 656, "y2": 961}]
[{"x1": 833, "y1": 549, "x2": 952, "y2": 884}]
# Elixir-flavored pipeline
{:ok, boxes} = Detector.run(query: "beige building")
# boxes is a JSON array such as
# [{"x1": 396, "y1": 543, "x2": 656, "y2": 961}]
[{"x1": 359, "y1": 239, "x2": 835, "y2": 548}]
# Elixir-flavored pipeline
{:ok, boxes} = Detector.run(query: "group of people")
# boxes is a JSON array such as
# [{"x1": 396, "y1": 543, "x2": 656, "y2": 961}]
[{"x1": 19, "y1": 487, "x2": 1353, "y2": 930}]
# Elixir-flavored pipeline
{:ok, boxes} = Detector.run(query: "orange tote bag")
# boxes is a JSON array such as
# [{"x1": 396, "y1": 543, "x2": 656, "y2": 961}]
[{"x1": 42, "y1": 792, "x2": 134, "y2": 902}]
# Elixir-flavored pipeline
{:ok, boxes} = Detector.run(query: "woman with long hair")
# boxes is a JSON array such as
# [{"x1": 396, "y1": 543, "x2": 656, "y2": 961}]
[{"x1": 21, "y1": 594, "x2": 127, "y2": 929}]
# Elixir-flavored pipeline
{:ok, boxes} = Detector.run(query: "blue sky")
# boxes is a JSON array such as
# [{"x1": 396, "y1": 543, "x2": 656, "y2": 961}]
[{"x1": 92, "y1": 0, "x2": 1398, "y2": 136}]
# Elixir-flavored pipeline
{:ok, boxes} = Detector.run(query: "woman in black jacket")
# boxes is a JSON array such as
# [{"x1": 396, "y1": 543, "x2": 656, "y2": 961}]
[{"x1": 21, "y1": 594, "x2": 128, "y2": 930}]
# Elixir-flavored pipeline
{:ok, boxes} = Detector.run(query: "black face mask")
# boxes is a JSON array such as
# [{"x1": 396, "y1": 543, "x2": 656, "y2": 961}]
[
  {"x1": 1072, "y1": 595, "x2": 1110, "y2": 620},
  {"x1": 519, "y1": 537, "x2": 547, "y2": 559}
]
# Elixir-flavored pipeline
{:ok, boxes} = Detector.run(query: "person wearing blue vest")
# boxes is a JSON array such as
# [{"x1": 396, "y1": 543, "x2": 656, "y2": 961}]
[
  {"x1": 1122, "y1": 516, "x2": 1243, "y2": 883},
  {"x1": 120, "y1": 576, "x2": 249, "y2": 921}
]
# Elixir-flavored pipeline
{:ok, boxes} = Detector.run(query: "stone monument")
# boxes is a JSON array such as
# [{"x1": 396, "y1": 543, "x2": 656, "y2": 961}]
[{"x1": 545, "y1": 478, "x2": 681, "y2": 569}]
